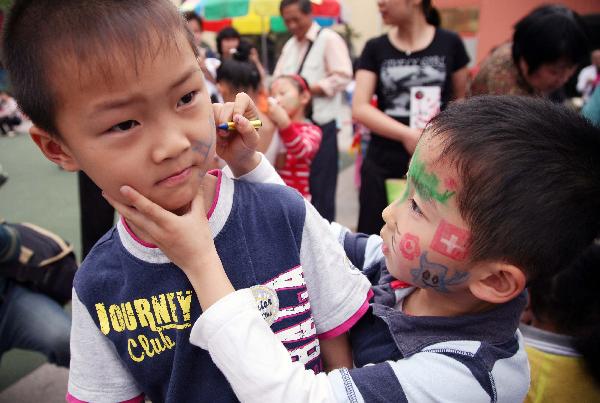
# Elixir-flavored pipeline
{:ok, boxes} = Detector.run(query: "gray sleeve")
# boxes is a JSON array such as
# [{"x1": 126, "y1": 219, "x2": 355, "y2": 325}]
[
  {"x1": 68, "y1": 289, "x2": 142, "y2": 402},
  {"x1": 300, "y1": 202, "x2": 371, "y2": 336}
]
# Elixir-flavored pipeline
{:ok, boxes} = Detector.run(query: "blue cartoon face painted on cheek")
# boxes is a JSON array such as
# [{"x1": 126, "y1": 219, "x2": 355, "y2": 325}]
[{"x1": 410, "y1": 252, "x2": 469, "y2": 293}]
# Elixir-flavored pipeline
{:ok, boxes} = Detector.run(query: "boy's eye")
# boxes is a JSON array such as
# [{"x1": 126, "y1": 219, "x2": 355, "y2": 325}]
[
  {"x1": 109, "y1": 120, "x2": 139, "y2": 133},
  {"x1": 410, "y1": 198, "x2": 424, "y2": 216},
  {"x1": 177, "y1": 91, "x2": 198, "y2": 107}
]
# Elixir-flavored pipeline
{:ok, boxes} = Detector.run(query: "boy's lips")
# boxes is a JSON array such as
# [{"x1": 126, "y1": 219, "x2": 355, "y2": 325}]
[
  {"x1": 156, "y1": 166, "x2": 193, "y2": 186},
  {"x1": 381, "y1": 243, "x2": 390, "y2": 255}
]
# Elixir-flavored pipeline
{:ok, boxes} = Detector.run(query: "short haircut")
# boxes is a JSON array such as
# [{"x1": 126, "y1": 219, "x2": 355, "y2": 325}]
[
  {"x1": 216, "y1": 27, "x2": 241, "y2": 56},
  {"x1": 2, "y1": 0, "x2": 196, "y2": 137},
  {"x1": 183, "y1": 11, "x2": 204, "y2": 30},
  {"x1": 512, "y1": 5, "x2": 589, "y2": 74},
  {"x1": 279, "y1": 0, "x2": 312, "y2": 15},
  {"x1": 426, "y1": 95, "x2": 600, "y2": 283}
]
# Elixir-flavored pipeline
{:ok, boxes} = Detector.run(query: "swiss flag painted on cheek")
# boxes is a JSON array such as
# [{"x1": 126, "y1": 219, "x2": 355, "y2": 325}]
[{"x1": 430, "y1": 220, "x2": 470, "y2": 261}]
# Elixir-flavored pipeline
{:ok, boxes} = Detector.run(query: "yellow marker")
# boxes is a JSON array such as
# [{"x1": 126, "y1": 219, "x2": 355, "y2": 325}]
[{"x1": 217, "y1": 119, "x2": 262, "y2": 131}]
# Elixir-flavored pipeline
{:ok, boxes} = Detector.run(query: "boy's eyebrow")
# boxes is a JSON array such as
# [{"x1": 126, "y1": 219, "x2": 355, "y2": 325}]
[
  {"x1": 408, "y1": 175, "x2": 440, "y2": 207},
  {"x1": 93, "y1": 94, "x2": 145, "y2": 113},
  {"x1": 168, "y1": 66, "x2": 203, "y2": 91},
  {"x1": 92, "y1": 67, "x2": 202, "y2": 113}
]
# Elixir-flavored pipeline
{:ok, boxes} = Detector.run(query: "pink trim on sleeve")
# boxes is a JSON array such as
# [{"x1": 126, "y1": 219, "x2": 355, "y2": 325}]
[
  {"x1": 66, "y1": 392, "x2": 83, "y2": 403},
  {"x1": 66, "y1": 392, "x2": 145, "y2": 403},
  {"x1": 120, "y1": 395, "x2": 145, "y2": 403},
  {"x1": 317, "y1": 288, "x2": 374, "y2": 340}
]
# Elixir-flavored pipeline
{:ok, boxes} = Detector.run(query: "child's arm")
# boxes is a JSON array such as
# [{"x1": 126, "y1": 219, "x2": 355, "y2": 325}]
[
  {"x1": 213, "y1": 93, "x2": 369, "y2": 371},
  {"x1": 296, "y1": 203, "x2": 371, "y2": 370},
  {"x1": 319, "y1": 335, "x2": 354, "y2": 371},
  {"x1": 278, "y1": 123, "x2": 322, "y2": 162},
  {"x1": 189, "y1": 287, "x2": 521, "y2": 402}
]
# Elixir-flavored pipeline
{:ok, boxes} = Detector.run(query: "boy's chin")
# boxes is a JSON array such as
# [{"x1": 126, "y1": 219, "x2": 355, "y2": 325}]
[{"x1": 171, "y1": 201, "x2": 193, "y2": 216}]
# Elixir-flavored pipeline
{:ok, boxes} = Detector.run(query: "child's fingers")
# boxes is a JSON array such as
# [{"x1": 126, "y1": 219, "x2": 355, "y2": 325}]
[
  {"x1": 188, "y1": 184, "x2": 208, "y2": 222},
  {"x1": 212, "y1": 103, "x2": 235, "y2": 140},
  {"x1": 112, "y1": 186, "x2": 172, "y2": 231},
  {"x1": 233, "y1": 92, "x2": 259, "y2": 121},
  {"x1": 232, "y1": 114, "x2": 259, "y2": 148},
  {"x1": 212, "y1": 102, "x2": 234, "y2": 125},
  {"x1": 120, "y1": 186, "x2": 160, "y2": 217},
  {"x1": 102, "y1": 190, "x2": 160, "y2": 242},
  {"x1": 212, "y1": 103, "x2": 223, "y2": 122},
  {"x1": 102, "y1": 190, "x2": 137, "y2": 221}
]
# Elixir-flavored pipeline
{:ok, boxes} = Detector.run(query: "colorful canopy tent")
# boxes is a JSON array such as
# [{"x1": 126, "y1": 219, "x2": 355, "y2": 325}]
[
  {"x1": 180, "y1": 0, "x2": 342, "y2": 69},
  {"x1": 180, "y1": 0, "x2": 341, "y2": 34}
]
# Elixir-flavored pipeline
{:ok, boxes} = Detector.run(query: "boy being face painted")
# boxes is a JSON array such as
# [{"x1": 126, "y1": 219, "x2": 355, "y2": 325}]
[
  {"x1": 380, "y1": 136, "x2": 471, "y2": 294},
  {"x1": 30, "y1": 32, "x2": 216, "y2": 217}
]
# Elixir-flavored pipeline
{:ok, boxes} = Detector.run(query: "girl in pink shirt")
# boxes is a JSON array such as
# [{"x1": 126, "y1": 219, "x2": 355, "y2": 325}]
[{"x1": 268, "y1": 75, "x2": 322, "y2": 201}]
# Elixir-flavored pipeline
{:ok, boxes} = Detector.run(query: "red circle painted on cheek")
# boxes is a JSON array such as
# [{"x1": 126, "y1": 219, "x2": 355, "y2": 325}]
[{"x1": 399, "y1": 233, "x2": 421, "y2": 260}]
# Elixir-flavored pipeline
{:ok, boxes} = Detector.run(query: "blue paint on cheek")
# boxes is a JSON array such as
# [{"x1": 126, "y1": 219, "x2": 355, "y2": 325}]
[
  {"x1": 191, "y1": 136, "x2": 213, "y2": 159},
  {"x1": 410, "y1": 252, "x2": 469, "y2": 293},
  {"x1": 190, "y1": 135, "x2": 216, "y2": 178}
]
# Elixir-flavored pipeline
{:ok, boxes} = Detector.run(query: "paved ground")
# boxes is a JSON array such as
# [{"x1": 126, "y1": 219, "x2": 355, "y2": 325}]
[{"x1": 0, "y1": 114, "x2": 359, "y2": 402}]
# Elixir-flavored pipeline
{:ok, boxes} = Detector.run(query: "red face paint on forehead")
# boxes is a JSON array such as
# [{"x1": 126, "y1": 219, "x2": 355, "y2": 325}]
[
  {"x1": 443, "y1": 178, "x2": 458, "y2": 191},
  {"x1": 430, "y1": 220, "x2": 470, "y2": 261}
]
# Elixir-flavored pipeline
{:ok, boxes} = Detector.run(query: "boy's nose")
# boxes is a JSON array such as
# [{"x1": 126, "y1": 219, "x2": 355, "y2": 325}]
[
  {"x1": 151, "y1": 128, "x2": 191, "y2": 163},
  {"x1": 382, "y1": 205, "x2": 392, "y2": 224}
]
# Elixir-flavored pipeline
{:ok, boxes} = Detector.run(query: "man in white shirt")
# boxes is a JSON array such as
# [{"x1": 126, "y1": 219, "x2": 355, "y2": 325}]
[
  {"x1": 576, "y1": 49, "x2": 600, "y2": 103},
  {"x1": 274, "y1": 0, "x2": 353, "y2": 221}
]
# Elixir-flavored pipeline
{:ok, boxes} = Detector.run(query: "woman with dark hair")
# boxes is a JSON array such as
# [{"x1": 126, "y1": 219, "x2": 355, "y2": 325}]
[
  {"x1": 216, "y1": 27, "x2": 241, "y2": 60},
  {"x1": 352, "y1": 0, "x2": 469, "y2": 235},
  {"x1": 471, "y1": 5, "x2": 589, "y2": 97}
]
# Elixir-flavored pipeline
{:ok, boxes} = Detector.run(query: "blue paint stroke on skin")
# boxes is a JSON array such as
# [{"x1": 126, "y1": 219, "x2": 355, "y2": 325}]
[
  {"x1": 191, "y1": 135, "x2": 214, "y2": 178},
  {"x1": 410, "y1": 252, "x2": 469, "y2": 293}
]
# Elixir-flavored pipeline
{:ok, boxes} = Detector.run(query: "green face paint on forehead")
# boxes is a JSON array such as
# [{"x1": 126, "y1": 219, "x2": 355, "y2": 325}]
[{"x1": 407, "y1": 149, "x2": 455, "y2": 204}]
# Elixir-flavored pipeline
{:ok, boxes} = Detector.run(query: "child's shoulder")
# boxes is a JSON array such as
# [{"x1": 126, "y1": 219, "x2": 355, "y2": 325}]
[
  {"x1": 74, "y1": 226, "x2": 123, "y2": 290},
  {"x1": 233, "y1": 176, "x2": 305, "y2": 209}
]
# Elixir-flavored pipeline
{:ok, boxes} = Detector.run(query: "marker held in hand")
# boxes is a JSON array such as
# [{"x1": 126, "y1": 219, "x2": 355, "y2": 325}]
[{"x1": 217, "y1": 119, "x2": 262, "y2": 131}]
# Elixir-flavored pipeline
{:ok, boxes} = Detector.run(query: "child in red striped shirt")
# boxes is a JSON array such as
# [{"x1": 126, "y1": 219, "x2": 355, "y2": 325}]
[{"x1": 267, "y1": 75, "x2": 322, "y2": 200}]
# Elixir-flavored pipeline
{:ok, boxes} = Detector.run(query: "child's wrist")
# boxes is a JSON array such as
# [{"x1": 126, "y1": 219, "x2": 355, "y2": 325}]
[
  {"x1": 277, "y1": 121, "x2": 291, "y2": 130},
  {"x1": 229, "y1": 152, "x2": 261, "y2": 178}
]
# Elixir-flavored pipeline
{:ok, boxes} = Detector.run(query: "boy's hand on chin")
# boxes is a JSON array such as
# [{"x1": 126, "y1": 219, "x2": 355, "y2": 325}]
[
  {"x1": 213, "y1": 92, "x2": 261, "y2": 176},
  {"x1": 103, "y1": 185, "x2": 213, "y2": 272},
  {"x1": 105, "y1": 185, "x2": 235, "y2": 310}
]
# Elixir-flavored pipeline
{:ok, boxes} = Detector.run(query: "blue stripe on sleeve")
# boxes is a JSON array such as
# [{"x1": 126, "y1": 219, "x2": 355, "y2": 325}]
[
  {"x1": 348, "y1": 362, "x2": 408, "y2": 403},
  {"x1": 343, "y1": 232, "x2": 369, "y2": 270}
]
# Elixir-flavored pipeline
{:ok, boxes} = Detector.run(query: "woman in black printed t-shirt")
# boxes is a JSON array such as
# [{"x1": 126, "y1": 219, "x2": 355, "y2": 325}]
[{"x1": 352, "y1": 0, "x2": 469, "y2": 234}]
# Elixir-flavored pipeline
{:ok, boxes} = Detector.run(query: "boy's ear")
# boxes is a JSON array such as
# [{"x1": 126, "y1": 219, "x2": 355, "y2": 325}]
[
  {"x1": 29, "y1": 125, "x2": 80, "y2": 171},
  {"x1": 469, "y1": 261, "x2": 526, "y2": 304}
]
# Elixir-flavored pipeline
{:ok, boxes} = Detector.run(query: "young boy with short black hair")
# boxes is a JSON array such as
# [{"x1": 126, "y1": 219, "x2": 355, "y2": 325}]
[
  {"x1": 2, "y1": 1, "x2": 372, "y2": 402},
  {"x1": 116, "y1": 95, "x2": 600, "y2": 402}
]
